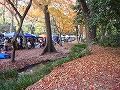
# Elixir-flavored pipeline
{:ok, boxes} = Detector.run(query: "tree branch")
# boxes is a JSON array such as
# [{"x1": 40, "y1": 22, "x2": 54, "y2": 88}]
[
  {"x1": 7, "y1": 0, "x2": 22, "y2": 18},
  {"x1": 0, "y1": 2, "x2": 15, "y2": 15},
  {"x1": 79, "y1": 0, "x2": 89, "y2": 15},
  {"x1": 22, "y1": 0, "x2": 32, "y2": 20}
]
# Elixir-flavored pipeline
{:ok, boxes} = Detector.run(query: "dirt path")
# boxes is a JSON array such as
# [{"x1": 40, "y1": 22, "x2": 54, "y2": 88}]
[{"x1": 26, "y1": 45, "x2": 120, "y2": 90}]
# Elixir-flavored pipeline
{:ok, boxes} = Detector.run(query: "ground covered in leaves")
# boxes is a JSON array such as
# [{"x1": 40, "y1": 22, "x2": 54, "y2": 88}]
[
  {"x1": 26, "y1": 45, "x2": 120, "y2": 90},
  {"x1": 0, "y1": 43, "x2": 75, "y2": 71}
]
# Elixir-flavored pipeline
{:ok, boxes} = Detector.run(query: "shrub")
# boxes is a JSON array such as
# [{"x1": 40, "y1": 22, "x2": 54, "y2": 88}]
[
  {"x1": 96, "y1": 32, "x2": 120, "y2": 47},
  {"x1": 67, "y1": 44, "x2": 88, "y2": 59}
]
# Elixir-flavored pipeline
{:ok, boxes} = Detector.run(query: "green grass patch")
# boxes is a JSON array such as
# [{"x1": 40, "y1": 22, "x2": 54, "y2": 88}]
[
  {"x1": 0, "y1": 70, "x2": 18, "y2": 80},
  {"x1": 67, "y1": 44, "x2": 90, "y2": 59}
]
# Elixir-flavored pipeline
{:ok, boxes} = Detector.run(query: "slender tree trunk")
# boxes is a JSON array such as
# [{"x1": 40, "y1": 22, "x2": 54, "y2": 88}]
[
  {"x1": 52, "y1": 16, "x2": 62, "y2": 46},
  {"x1": 59, "y1": 33, "x2": 62, "y2": 46},
  {"x1": 10, "y1": 13, "x2": 14, "y2": 33},
  {"x1": 8, "y1": 0, "x2": 32, "y2": 62},
  {"x1": 3, "y1": 5, "x2": 5, "y2": 24},
  {"x1": 14, "y1": 14, "x2": 27, "y2": 49},
  {"x1": 78, "y1": 25, "x2": 84, "y2": 43},
  {"x1": 11, "y1": 18, "x2": 23, "y2": 62},
  {"x1": 75, "y1": 25, "x2": 80, "y2": 43},
  {"x1": 75, "y1": 26, "x2": 78, "y2": 42},
  {"x1": 41, "y1": 5, "x2": 57, "y2": 55},
  {"x1": 79, "y1": 25, "x2": 84, "y2": 42},
  {"x1": 21, "y1": 30, "x2": 28, "y2": 49},
  {"x1": 101, "y1": 26, "x2": 106, "y2": 40},
  {"x1": 11, "y1": 40, "x2": 16, "y2": 61}
]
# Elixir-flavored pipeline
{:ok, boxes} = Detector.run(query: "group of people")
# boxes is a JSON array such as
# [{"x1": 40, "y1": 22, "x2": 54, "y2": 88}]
[
  {"x1": 2, "y1": 37, "x2": 12, "y2": 51},
  {"x1": 0, "y1": 37, "x2": 46, "y2": 52},
  {"x1": 26, "y1": 37, "x2": 46, "y2": 49}
]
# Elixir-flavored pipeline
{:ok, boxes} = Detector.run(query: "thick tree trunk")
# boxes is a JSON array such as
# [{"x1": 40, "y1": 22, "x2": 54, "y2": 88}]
[
  {"x1": 41, "y1": 5, "x2": 57, "y2": 55},
  {"x1": 90, "y1": 25, "x2": 96, "y2": 40},
  {"x1": 79, "y1": 0, "x2": 96, "y2": 49}
]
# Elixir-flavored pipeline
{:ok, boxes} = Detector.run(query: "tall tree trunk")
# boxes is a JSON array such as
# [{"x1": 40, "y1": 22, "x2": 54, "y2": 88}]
[
  {"x1": 8, "y1": 0, "x2": 32, "y2": 62},
  {"x1": 52, "y1": 16, "x2": 62, "y2": 46},
  {"x1": 14, "y1": 14, "x2": 27, "y2": 49},
  {"x1": 75, "y1": 26, "x2": 78, "y2": 42},
  {"x1": 75, "y1": 25, "x2": 80, "y2": 43},
  {"x1": 101, "y1": 26, "x2": 106, "y2": 40},
  {"x1": 77, "y1": 25, "x2": 84, "y2": 43},
  {"x1": 11, "y1": 39, "x2": 16, "y2": 62},
  {"x1": 10, "y1": 13, "x2": 14, "y2": 33},
  {"x1": 79, "y1": 0, "x2": 96, "y2": 49},
  {"x1": 79, "y1": 25, "x2": 84, "y2": 42},
  {"x1": 90, "y1": 25, "x2": 96, "y2": 40},
  {"x1": 11, "y1": 18, "x2": 24, "y2": 62},
  {"x1": 41, "y1": 5, "x2": 57, "y2": 55},
  {"x1": 59, "y1": 33, "x2": 62, "y2": 46},
  {"x1": 3, "y1": 5, "x2": 5, "y2": 24},
  {"x1": 21, "y1": 30, "x2": 28, "y2": 49}
]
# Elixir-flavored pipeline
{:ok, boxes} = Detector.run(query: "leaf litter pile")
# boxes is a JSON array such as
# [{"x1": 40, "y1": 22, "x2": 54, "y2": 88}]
[{"x1": 26, "y1": 45, "x2": 120, "y2": 90}]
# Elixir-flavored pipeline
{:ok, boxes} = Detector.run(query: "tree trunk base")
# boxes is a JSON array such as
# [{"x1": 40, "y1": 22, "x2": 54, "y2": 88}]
[{"x1": 41, "y1": 44, "x2": 57, "y2": 55}]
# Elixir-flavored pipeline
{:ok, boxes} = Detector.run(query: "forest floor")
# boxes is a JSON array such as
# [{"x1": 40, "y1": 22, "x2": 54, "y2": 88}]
[
  {"x1": 0, "y1": 42, "x2": 120, "y2": 90},
  {"x1": 26, "y1": 45, "x2": 120, "y2": 90},
  {"x1": 0, "y1": 42, "x2": 76, "y2": 71}
]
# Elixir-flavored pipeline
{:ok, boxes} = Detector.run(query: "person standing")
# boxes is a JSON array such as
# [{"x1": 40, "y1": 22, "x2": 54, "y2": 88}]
[
  {"x1": 20, "y1": 37, "x2": 23, "y2": 49},
  {"x1": 4, "y1": 38, "x2": 9, "y2": 51}
]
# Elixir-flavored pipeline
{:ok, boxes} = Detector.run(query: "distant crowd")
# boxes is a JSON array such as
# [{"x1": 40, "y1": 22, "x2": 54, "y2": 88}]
[
  {"x1": 0, "y1": 34, "x2": 76, "y2": 52},
  {"x1": 0, "y1": 37, "x2": 46, "y2": 52}
]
